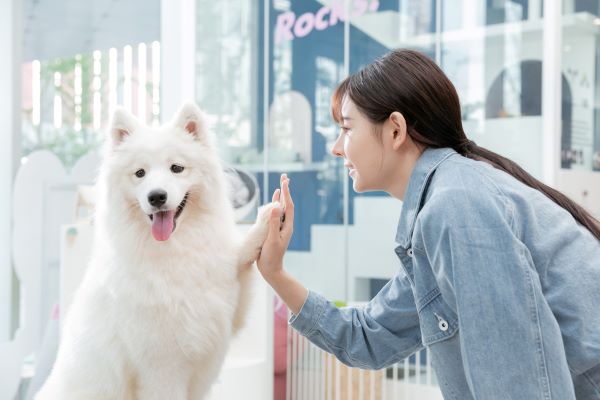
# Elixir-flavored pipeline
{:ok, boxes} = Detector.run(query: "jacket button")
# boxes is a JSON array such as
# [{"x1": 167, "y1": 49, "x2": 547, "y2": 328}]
[
  {"x1": 438, "y1": 319, "x2": 449, "y2": 331},
  {"x1": 406, "y1": 248, "x2": 413, "y2": 257}
]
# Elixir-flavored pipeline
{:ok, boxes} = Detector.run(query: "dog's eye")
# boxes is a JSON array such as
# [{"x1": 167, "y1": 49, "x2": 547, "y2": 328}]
[
  {"x1": 171, "y1": 164, "x2": 184, "y2": 174},
  {"x1": 135, "y1": 169, "x2": 145, "y2": 178}
]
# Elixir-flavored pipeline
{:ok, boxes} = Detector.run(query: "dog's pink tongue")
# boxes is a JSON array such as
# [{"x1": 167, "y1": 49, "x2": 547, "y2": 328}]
[{"x1": 151, "y1": 210, "x2": 175, "y2": 241}]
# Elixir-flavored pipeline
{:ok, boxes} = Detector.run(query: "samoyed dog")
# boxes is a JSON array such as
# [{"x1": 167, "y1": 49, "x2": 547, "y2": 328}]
[{"x1": 36, "y1": 103, "x2": 279, "y2": 399}]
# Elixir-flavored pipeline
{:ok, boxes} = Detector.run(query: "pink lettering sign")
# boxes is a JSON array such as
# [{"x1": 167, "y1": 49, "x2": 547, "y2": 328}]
[{"x1": 275, "y1": 0, "x2": 380, "y2": 43}]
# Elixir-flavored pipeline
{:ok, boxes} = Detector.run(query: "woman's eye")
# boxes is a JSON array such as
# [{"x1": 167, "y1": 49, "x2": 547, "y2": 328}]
[
  {"x1": 135, "y1": 169, "x2": 145, "y2": 178},
  {"x1": 341, "y1": 126, "x2": 350, "y2": 134},
  {"x1": 171, "y1": 164, "x2": 184, "y2": 174}
]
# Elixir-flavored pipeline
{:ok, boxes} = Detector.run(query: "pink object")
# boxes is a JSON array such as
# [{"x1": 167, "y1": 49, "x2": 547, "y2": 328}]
[
  {"x1": 51, "y1": 303, "x2": 60, "y2": 320},
  {"x1": 273, "y1": 296, "x2": 288, "y2": 400}
]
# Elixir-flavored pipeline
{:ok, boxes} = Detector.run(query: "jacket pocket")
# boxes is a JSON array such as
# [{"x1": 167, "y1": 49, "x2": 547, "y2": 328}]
[{"x1": 416, "y1": 288, "x2": 459, "y2": 346}]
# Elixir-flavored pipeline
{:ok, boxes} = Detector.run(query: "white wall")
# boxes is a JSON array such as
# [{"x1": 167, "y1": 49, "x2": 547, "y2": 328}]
[{"x1": 0, "y1": 0, "x2": 22, "y2": 343}]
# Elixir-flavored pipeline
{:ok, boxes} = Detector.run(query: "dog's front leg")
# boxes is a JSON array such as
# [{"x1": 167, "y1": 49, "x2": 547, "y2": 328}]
[
  {"x1": 137, "y1": 368, "x2": 189, "y2": 400},
  {"x1": 232, "y1": 202, "x2": 281, "y2": 334}
]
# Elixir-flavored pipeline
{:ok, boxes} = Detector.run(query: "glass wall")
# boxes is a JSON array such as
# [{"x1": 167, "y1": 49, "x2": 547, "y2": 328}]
[
  {"x1": 561, "y1": 0, "x2": 600, "y2": 171},
  {"x1": 441, "y1": 0, "x2": 547, "y2": 180},
  {"x1": 267, "y1": 0, "x2": 349, "y2": 301},
  {"x1": 252, "y1": 0, "x2": 549, "y2": 304},
  {"x1": 195, "y1": 1, "x2": 259, "y2": 166},
  {"x1": 193, "y1": 0, "x2": 557, "y2": 304}
]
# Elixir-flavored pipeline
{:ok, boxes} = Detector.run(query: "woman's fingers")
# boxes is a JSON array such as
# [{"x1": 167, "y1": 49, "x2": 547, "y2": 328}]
[{"x1": 280, "y1": 174, "x2": 288, "y2": 210}]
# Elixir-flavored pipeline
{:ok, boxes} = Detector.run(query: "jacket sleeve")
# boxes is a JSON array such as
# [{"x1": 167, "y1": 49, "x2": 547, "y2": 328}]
[
  {"x1": 418, "y1": 190, "x2": 576, "y2": 399},
  {"x1": 289, "y1": 271, "x2": 423, "y2": 370}
]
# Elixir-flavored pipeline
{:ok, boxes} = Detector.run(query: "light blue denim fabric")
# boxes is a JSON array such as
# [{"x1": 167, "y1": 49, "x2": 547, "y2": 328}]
[{"x1": 289, "y1": 147, "x2": 600, "y2": 399}]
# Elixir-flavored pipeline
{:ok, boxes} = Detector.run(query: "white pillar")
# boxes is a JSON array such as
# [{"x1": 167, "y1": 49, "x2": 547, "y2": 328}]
[
  {"x1": 528, "y1": 0, "x2": 542, "y2": 20},
  {"x1": 160, "y1": 0, "x2": 196, "y2": 121},
  {"x1": 542, "y1": 0, "x2": 562, "y2": 186},
  {"x1": 0, "y1": 0, "x2": 22, "y2": 342}
]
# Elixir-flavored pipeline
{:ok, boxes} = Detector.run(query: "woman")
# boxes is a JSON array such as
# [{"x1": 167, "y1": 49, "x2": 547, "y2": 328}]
[{"x1": 256, "y1": 49, "x2": 600, "y2": 399}]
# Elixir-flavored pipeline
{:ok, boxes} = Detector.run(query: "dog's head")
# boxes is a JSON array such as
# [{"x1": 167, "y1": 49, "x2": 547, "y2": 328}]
[{"x1": 100, "y1": 102, "x2": 220, "y2": 242}]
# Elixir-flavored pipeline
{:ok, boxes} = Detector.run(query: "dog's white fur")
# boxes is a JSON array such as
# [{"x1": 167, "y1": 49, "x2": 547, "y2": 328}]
[{"x1": 35, "y1": 103, "x2": 278, "y2": 399}]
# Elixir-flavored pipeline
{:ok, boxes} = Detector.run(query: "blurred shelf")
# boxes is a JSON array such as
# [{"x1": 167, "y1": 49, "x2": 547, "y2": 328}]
[
  {"x1": 351, "y1": 11, "x2": 600, "y2": 50},
  {"x1": 230, "y1": 161, "x2": 330, "y2": 173}
]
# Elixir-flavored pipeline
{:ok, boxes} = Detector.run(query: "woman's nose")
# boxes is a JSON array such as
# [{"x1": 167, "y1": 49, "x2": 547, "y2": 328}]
[{"x1": 330, "y1": 134, "x2": 344, "y2": 158}]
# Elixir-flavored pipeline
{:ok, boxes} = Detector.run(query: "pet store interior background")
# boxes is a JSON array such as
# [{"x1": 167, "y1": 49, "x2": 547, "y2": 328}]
[{"x1": 2, "y1": 0, "x2": 600, "y2": 399}]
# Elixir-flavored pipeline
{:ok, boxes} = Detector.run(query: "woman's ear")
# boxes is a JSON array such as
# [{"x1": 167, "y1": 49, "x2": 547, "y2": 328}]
[{"x1": 388, "y1": 111, "x2": 407, "y2": 150}]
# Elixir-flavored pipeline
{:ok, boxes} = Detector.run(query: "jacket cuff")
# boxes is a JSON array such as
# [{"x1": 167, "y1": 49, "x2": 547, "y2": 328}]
[{"x1": 288, "y1": 290, "x2": 326, "y2": 336}]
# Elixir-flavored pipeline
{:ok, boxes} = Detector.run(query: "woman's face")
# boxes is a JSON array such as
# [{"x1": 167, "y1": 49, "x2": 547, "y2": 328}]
[{"x1": 331, "y1": 97, "x2": 385, "y2": 193}]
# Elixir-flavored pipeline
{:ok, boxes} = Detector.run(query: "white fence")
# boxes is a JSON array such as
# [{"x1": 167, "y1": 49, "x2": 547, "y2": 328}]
[{"x1": 286, "y1": 328, "x2": 443, "y2": 400}]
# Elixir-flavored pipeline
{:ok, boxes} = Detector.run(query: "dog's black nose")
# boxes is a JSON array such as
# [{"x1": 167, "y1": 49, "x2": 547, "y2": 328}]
[{"x1": 148, "y1": 189, "x2": 168, "y2": 208}]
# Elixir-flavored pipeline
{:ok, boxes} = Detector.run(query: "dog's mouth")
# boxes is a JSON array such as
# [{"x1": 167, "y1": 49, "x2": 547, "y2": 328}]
[{"x1": 148, "y1": 193, "x2": 189, "y2": 241}]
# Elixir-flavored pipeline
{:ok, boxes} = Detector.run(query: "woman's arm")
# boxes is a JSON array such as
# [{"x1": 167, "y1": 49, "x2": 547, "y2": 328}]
[
  {"x1": 257, "y1": 174, "x2": 422, "y2": 369},
  {"x1": 288, "y1": 275, "x2": 423, "y2": 369}
]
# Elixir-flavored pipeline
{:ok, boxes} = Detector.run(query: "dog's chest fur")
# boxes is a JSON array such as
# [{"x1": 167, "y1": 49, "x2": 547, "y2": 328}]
[{"x1": 90, "y1": 237, "x2": 241, "y2": 365}]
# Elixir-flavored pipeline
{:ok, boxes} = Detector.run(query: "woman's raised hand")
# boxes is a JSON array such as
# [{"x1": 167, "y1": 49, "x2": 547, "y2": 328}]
[{"x1": 256, "y1": 174, "x2": 294, "y2": 280}]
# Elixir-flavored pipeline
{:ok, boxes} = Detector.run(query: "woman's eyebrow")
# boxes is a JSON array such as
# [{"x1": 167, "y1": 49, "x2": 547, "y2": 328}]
[{"x1": 341, "y1": 116, "x2": 352, "y2": 121}]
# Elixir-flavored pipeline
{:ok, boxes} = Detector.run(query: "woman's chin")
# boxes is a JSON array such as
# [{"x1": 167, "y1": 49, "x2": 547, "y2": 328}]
[
  {"x1": 352, "y1": 179, "x2": 365, "y2": 193},
  {"x1": 352, "y1": 178, "x2": 381, "y2": 194}
]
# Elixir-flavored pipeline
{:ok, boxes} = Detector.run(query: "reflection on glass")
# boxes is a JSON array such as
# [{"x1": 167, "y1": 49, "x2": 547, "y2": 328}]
[
  {"x1": 195, "y1": 0, "x2": 258, "y2": 164},
  {"x1": 440, "y1": 1, "x2": 546, "y2": 179}
]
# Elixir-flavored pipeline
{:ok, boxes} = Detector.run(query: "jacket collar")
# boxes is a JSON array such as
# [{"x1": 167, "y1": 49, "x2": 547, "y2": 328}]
[{"x1": 395, "y1": 147, "x2": 457, "y2": 247}]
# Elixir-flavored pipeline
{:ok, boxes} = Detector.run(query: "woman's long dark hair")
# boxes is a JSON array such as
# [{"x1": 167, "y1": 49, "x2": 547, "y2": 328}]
[{"x1": 331, "y1": 49, "x2": 600, "y2": 241}]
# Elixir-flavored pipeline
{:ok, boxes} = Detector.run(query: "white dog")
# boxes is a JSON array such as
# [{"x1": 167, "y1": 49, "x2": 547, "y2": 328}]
[{"x1": 36, "y1": 103, "x2": 279, "y2": 399}]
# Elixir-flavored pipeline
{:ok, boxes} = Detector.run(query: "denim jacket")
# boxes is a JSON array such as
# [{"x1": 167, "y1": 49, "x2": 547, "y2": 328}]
[{"x1": 290, "y1": 147, "x2": 600, "y2": 399}]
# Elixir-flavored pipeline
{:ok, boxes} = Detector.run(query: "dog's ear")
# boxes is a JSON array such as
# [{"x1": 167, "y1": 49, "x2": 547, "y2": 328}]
[
  {"x1": 109, "y1": 107, "x2": 138, "y2": 147},
  {"x1": 174, "y1": 102, "x2": 206, "y2": 141}
]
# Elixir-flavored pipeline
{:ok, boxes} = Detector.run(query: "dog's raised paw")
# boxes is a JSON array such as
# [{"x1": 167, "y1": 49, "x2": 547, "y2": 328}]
[
  {"x1": 237, "y1": 202, "x2": 282, "y2": 267},
  {"x1": 257, "y1": 201, "x2": 282, "y2": 228}
]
